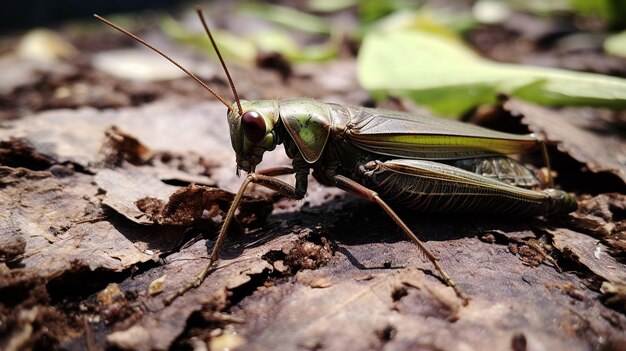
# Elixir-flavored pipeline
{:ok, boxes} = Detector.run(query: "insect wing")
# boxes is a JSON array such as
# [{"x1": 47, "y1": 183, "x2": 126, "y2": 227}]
[
  {"x1": 361, "y1": 159, "x2": 571, "y2": 216},
  {"x1": 339, "y1": 105, "x2": 538, "y2": 160}
]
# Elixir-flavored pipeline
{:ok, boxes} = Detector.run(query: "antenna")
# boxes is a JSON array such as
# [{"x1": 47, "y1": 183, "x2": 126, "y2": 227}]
[
  {"x1": 195, "y1": 7, "x2": 243, "y2": 116},
  {"x1": 94, "y1": 14, "x2": 233, "y2": 111}
]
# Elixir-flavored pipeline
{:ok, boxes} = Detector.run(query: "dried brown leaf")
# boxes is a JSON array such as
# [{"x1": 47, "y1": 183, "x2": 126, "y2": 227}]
[
  {"x1": 105, "y1": 234, "x2": 294, "y2": 350},
  {"x1": 0, "y1": 101, "x2": 232, "y2": 170},
  {"x1": 551, "y1": 228, "x2": 626, "y2": 284},
  {"x1": 96, "y1": 168, "x2": 178, "y2": 225},
  {"x1": 567, "y1": 194, "x2": 626, "y2": 244},
  {"x1": 0, "y1": 166, "x2": 180, "y2": 280},
  {"x1": 96, "y1": 167, "x2": 271, "y2": 227},
  {"x1": 505, "y1": 99, "x2": 626, "y2": 184}
]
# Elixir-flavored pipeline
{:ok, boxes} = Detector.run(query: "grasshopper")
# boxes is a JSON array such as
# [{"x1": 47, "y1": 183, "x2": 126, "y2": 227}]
[{"x1": 95, "y1": 10, "x2": 577, "y2": 304}]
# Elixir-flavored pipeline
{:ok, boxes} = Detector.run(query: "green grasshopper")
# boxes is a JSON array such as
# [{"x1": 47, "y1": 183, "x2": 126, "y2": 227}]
[{"x1": 95, "y1": 10, "x2": 577, "y2": 304}]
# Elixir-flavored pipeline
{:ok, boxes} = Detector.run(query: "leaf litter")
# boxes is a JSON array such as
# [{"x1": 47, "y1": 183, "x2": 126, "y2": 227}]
[
  {"x1": 2, "y1": 98, "x2": 626, "y2": 349},
  {"x1": 1, "y1": 6, "x2": 626, "y2": 351},
  {"x1": 505, "y1": 99, "x2": 626, "y2": 187},
  {"x1": 0, "y1": 98, "x2": 275, "y2": 350}
]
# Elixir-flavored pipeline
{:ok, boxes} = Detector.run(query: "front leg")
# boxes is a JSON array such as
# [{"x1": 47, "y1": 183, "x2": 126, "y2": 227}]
[
  {"x1": 165, "y1": 167, "x2": 309, "y2": 304},
  {"x1": 251, "y1": 172, "x2": 307, "y2": 199},
  {"x1": 256, "y1": 155, "x2": 309, "y2": 197}
]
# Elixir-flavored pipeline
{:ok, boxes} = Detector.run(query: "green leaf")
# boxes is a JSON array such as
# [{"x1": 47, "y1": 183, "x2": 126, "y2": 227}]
[
  {"x1": 239, "y1": 3, "x2": 331, "y2": 34},
  {"x1": 160, "y1": 16, "x2": 256, "y2": 63},
  {"x1": 251, "y1": 30, "x2": 337, "y2": 62},
  {"x1": 358, "y1": 0, "x2": 418, "y2": 24},
  {"x1": 160, "y1": 16, "x2": 336, "y2": 64},
  {"x1": 307, "y1": 0, "x2": 358, "y2": 13},
  {"x1": 569, "y1": 0, "x2": 626, "y2": 27},
  {"x1": 605, "y1": 30, "x2": 626, "y2": 58},
  {"x1": 358, "y1": 29, "x2": 626, "y2": 115}
]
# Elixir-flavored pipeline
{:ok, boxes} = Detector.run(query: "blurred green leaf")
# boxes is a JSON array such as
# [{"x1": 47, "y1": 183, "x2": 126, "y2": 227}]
[
  {"x1": 251, "y1": 30, "x2": 337, "y2": 62},
  {"x1": 605, "y1": 30, "x2": 626, "y2": 58},
  {"x1": 239, "y1": 3, "x2": 331, "y2": 34},
  {"x1": 161, "y1": 15, "x2": 336, "y2": 64},
  {"x1": 358, "y1": 0, "x2": 418, "y2": 24},
  {"x1": 569, "y1": 0, "x2": 626, "y2": 28},
  {"x1": 357, "y1": 7, "x2": 475, "y2": 43},
  {"x1": 402, "y1": 9, "x2": 474, "y2": 36},
  {"x1": 307, "y1": 0, "x2": 358, "y2": 13},
  {"x1": 161, "y1": 16, "x2": 256, "y2": 63},
  {"x1": 358, "y1": 29, "x2": 626, "y2": 115}
]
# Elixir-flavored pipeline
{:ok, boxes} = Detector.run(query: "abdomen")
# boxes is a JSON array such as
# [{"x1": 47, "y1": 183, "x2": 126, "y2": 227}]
[{"x1": 359, "y1": 159, "x2": 577, "y2": 216}]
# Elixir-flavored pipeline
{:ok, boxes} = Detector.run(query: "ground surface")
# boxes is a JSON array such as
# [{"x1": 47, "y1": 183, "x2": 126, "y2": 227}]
[{"x1": 1, "y1": 3, "x2": 626, "y2": 351}]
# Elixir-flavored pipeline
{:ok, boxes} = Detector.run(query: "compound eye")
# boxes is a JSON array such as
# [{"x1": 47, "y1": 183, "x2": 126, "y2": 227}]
[{"x1": 241, "y1": 111, "x2": 266, "y2": 143}]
